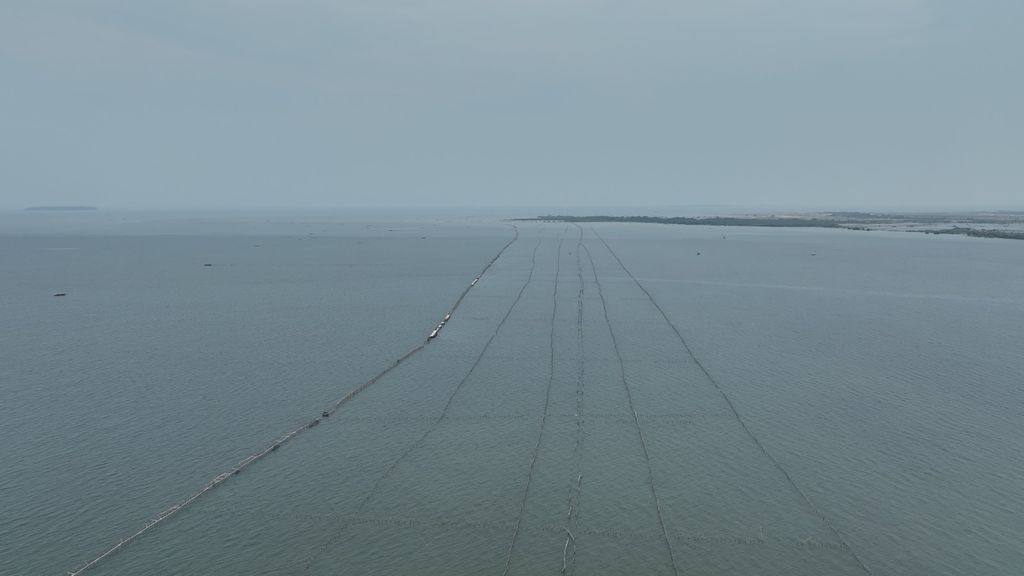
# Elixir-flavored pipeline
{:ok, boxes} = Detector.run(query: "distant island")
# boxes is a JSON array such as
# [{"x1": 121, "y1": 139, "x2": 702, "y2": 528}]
[
  {"x1": 521, "y1": 212, "x2": 1024, "y2": 240},
  {"x1": 24, "y1": 206, "x2": 98, "y2": 211}
]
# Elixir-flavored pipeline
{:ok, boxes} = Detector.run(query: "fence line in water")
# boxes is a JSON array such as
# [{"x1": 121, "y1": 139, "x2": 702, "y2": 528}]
[
  {"x1": 67, "y1": 226, "x2": 519, "y2": 576},
  {"x1": 501, "y1": 238, "x2": 562, "y2": 576},
  {"x1": 584, "y1": 243, "x2": 681, "y2": 576},
  {"x1": 590, "y1": 227, "x2": 873, "y2": 576},
  {"x1": 301, "y1": 237, "x2": 544, "y2": 573},
  {"x1": 561, "y1": 225, "x2": 586, "y2": 576},
  {"x1": 561, "y1": 474, "x2": 583, "y2": 574}
]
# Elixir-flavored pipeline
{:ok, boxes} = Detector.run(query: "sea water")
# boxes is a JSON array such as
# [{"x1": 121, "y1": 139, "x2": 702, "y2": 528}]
[{"x1": 2, "y1": 213, "x2": 1022, "y2": 575}]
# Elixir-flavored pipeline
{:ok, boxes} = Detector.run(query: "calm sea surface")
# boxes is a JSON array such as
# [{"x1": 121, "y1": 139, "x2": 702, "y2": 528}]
[{"x1": 2, "y1": 212, "x2": 1023, "y2": 575}]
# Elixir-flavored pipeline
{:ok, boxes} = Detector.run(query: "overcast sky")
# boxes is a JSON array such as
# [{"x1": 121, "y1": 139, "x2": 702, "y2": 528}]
[{"x1": 2, "y1": 1, "x2": 1021, "y2": 211}]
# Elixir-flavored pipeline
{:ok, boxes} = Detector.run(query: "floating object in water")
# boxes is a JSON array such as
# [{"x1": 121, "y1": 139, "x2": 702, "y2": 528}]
[
  {"x1": 203, "y1": 263, "x2": 212, "y2": 267},
  {"x1": 811, "y1": 253, "x2": 817, "y2": 256},
  {"x1": 322, "y1": 411, "x2": 330, "y2": 418},
  {"x1": 53, "y1": 292, "x2": 66, "y2": 297},
  {"x1": 696, "y1": 252, "x2": 701, "y2": 256}
]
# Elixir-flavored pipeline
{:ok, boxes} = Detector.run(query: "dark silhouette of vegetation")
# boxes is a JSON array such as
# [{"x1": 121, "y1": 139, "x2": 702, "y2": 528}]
[
  {"x1": 927, "y1": 227, "x2": 1024, "y2": 240},
  {"x1": 522, "y1": 215, "x2": 840, "y2": 228},
  {"x1": 518, "y1": 213, "x2": 1024, "y2": 240}
]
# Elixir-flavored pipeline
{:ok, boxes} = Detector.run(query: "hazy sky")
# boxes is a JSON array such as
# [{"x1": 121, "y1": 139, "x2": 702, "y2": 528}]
[{"x1": 2, "y1": 1, "x2": 1021, "y2": 210}]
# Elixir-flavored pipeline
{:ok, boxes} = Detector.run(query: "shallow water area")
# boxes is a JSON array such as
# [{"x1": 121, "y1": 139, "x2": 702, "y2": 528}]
[{"x1": 3, "y1": 213, "x2": 1023, "y2": 575}]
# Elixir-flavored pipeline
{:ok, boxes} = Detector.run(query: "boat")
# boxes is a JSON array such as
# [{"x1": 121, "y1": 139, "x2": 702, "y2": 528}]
[
  {"x1": 429, "y1": 326, "x2": 441, "y2": 339},
  {"x1": 53, "y1": 292, "x2": 66, "y2": 297}
]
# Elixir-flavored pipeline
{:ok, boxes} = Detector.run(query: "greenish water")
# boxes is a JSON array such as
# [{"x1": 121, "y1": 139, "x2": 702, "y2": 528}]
[{"x1": 2, "y1": 214, "x2": 1023, "y2": 575}]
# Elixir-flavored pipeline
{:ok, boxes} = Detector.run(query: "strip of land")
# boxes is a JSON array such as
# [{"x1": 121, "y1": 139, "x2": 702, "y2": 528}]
[
  {"x1": 24, "y1": 206, "x2": 99, "y2": 211},
  {"x1": 520, "y1": 212, "x2": 1024, "y2": 240}
]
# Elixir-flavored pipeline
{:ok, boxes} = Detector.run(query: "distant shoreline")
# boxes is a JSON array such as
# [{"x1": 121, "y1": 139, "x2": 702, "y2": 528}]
[
  {"x1": 520, "y1": 213, "x2": 1024, "y2": 240},
  {"x1": 24, "y1": 206, "x2": 98, "y2": 211}
]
